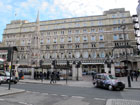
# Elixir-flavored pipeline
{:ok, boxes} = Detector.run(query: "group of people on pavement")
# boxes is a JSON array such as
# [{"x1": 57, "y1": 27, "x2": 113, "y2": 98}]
[
  {"x1": 130, "y1": 70, "x2": 140, "y2": 81},
  {"x1": 34, "y1": 71, "x2": 60, "y2": 84}
]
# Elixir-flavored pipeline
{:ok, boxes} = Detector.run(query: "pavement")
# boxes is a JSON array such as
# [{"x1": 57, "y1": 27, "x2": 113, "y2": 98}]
[{"x1": 0, "y1": 76, "x2": 140, "y2": 105}]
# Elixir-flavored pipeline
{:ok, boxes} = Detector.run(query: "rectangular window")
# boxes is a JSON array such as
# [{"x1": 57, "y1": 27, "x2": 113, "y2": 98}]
[
  {"x1": 68, "y1": 44, "x2": 72, "y2": 49},
  {"x1": 91, "y1": 28, "x2": 95, "y2": 32},
  {"x1": 68, "y1": 37, "x2": 72, "y2": 42},
  {"x1": 60, "y1": 37, "x2": 64, "y2": 43},
  {"x1": 68, "y1": 30, "x2": 72, "y2": 34},
  {"x1": 60, "y1": 45, "x2": 64, "y2": 49},
  {"x1": 113, "y1": 34, "x2": 118, "y2": 40},
  {"x1": 91, "y1": 36, "x2": 95, "y2": 41},
  {"x1": 99, "y1": 28, "x2": 103, "y2": 32},
  {"x1": 75, "y1": 30, "x2": 80, "y2": 34},
  {"x1": 99, "y1": 43, "x2": 104, "y2": 48},
  {"x1": 47, "y1": 38, "x2": 50, "y2": 44},
  {"x1": 91, "y1": 43, "x2": 96, "y2": 48},
  {"x1": 83, "y1": 44, "x2": 88, "y2": 48},
  {"x1": 83, "y1": 36, "x2": 87, "y2": 41},
  {"x1": 99, "y1": 35, "x2": 104, "y2": 41},
  {"x1": 75, "y1": 44, "x2": 80, "y2": 48},
  {"x1": 46, "y1": 45, "x2": 50, "y2": 49},
  {"x1": 83, "y1": 29, "x2": 87, "y2": 33},
  {"x1": 75, "y1": 36, "x2": 80, "y2": 42},
  {"x1": 61, "y1": 31, "x2": 64, "y2": 35},
  {"x1": 53, "y1": 38, "x2": 57, "y2": 43}
]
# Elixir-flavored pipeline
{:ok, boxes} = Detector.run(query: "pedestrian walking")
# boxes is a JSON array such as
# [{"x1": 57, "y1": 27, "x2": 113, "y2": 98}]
[
  {"x1": 130, "y1": 70, "x2": 134, "y2": 81},
  {"x1": 134, "y1": 71, "x2": 139, "y2": 81},
  {"x1": 43, "y1": 72, "x2": 47, "y2": 79},
  {"x1": 50, "y1": 72, "x2": 55, "y2": 84},
  {"x1": 47, "y1": 71, "x2": 50, "y2": 80}
]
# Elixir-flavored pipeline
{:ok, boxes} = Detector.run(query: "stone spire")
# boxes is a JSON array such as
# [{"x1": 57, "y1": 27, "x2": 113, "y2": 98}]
[{"x1": 30, "y1": 10, "x2": 41, "y2": 66}]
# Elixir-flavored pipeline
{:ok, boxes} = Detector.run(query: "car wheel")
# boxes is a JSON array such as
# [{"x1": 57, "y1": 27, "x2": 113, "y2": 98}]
[
  {"x1": 7, "y1": 80, "x2": 10, "y2": 83},
  {"x1": 108, "y1": 85, "x2": 113, "y2": 91},
  {"x1": 94, "y1": 82, "x2": 98, "y2": 87},
  {"x1": 120, "y1": 88, "x2": 124, "y2": 91}
]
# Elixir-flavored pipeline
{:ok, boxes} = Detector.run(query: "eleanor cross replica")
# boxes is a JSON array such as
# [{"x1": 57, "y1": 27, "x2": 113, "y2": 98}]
[{"x1": 137, "y1": 0, "x2": 140, "y2": 28}]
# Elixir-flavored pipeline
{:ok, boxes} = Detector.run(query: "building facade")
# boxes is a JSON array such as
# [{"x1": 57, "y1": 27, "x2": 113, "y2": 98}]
[{"x1": 2, "y1": 8, "x2": 138, "y2": 74}]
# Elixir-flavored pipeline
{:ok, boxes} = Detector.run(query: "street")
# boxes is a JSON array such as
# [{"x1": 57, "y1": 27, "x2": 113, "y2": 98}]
[{"x1": 0, "y1": 82, "x2": 140, "y2": 105}]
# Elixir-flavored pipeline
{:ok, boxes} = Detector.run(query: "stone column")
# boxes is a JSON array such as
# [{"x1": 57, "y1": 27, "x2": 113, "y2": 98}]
[
  {"x1": 104, "y1": 64, "x2": 109, "y2": 73},
  {"x1": 72, "y1": 64, "x2": 77, "y2": 80},
  {"x1": 31, "y1": 67, "x2": 34, "y2": 79},
  {"x1": 111, "y1": 64, "x2": 115, "y2": 76},
  {"x1": 51, "y1": 65, "x2": 54, "y2": 72},
  {"x1": 78, "y1": 65, "x2": 83, "y2": 80}
]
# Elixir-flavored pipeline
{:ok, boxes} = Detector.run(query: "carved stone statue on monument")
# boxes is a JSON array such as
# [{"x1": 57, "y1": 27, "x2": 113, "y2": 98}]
[{"x1": 137, "y1": 0, "x2": 140, "y2": 28}]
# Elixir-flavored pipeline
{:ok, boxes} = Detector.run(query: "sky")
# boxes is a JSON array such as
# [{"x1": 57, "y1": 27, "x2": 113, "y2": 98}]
[{"x1": 0, "y1": 0, "x2": 139, "y2": 42}]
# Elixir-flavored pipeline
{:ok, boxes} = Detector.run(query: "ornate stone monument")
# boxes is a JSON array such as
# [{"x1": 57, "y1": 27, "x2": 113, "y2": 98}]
[{"x1": 137, "y1": 0, "x2": 140, "y2": 28}]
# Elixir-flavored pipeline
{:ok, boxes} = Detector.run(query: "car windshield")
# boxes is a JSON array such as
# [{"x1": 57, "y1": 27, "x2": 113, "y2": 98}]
[{"x1": 108, "y1": 75, "x2": 117, "y2": 79}]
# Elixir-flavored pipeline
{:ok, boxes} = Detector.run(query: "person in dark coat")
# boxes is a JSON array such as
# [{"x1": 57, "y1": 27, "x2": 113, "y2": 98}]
[
  {"x1": 47, "y1": 71, "x2": 50, "y2": 80},
  {"x1": 134, "y1": 71, "x2": 139, "y2": 81},
  {"x1": 50, "y1": 72, "x2": 55, "y2": 84},
  {"x1": 43, "y1": 72, "x2": 47, "y2": 79}
]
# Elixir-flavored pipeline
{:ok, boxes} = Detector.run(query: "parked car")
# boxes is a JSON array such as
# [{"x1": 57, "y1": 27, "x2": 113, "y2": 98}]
[
  {"x1": 5, "y1": 71, "x2": 19, "y2": 84},
  {"x1": 0, "y1": 71, "x2": 7, "y2": 84},
  {"x1": 93, "y1": 73, "x2": 125, "y2": 91},
  {"x1": 0, "y1": 71, "x2": 18, "y2": 84}
]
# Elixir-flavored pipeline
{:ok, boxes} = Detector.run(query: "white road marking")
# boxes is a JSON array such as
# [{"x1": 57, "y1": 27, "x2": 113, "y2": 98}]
[
  {"x1": 0, "y1": 99, "x2": 5, "y2": 101},
  {"x1": 71, "y1": 96, "x2": 85, "y2": 99},
  {"x1": 61, "y1": 95, "x2": 68, "y2": 97},
  {"x1": 18, "y1": 102, "x2": 28, "y2": 105},
  {"x1": 94, "y1": 98, "x2": 106, "y2": 101},
  {"x1": 51, "y1": 94, "x2": 58, "y2": 96}
]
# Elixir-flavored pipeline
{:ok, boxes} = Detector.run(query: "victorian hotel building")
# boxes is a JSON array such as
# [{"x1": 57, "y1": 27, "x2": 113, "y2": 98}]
[{"x1": 1, "y1": 8, "x2": 138, "y2": 78}]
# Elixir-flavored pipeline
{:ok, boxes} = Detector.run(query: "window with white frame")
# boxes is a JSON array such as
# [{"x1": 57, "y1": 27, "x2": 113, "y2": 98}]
[
  {"x1": 21, "y1": 40, "x2": 25, "y2": 45},
  {"x1": 68, "y1": 44, "x2": 72, "y2": 49},
  {"x1": 99, "y1": 43, "x2": 104, "y2": 48},
  {"x1": 83, "y1": 43, "x2": 88, "y2": 48},
  {"x1": 99, "y1": 28, "x2": 103, "y2": 32},
  {"x1": 47, "y1": 32, "x2": 50, "y2": 35},
  {"x1": 119, "y1": 34, "x2": 124, "y2": 39},
  {"x1": 91, "y1": 43, "x2": 96, "y2": 48},
  {"x1": 53, "y1": 38, "x2": 57, "y2": 43},
  {"x1": 68, "y1": 30, "x2": 72, "y2": 34},
  {"x1": 113, "y1": 20, "x2": 116, "y2": 24},
  {"x1": 75, "y1": 30, "x2": 80, "y2": 34},
  {"x1": 60, "y1": 45, "x2": 64, "y2": 49},
  {"x1": 91, "y1": 22, "x2": 94, "y2": 26},
  {"x1": 92, "y1": 52, "x2": 96, "y2": 58},
  {"x1": 54, "y1": 31, "x2": 57, "y2": 35},
  {"x1": 98, "y1": 21, "x2": 102, "y2": 25},
  {"x1": 113, "y1": 34, "x2": 118, "y2": 40},
  {"x1": 68, "y1": 37, "x2": 72, "y2": 42},
  {"x1": 47, "y1": 38, "x2": 50, "y2": 44},
  {"x1": 83, "y1": 29, "x2": 87, "y2": 33},
  {"x1": 75, "y1": 36, "x2": 80, "y2": 42},
  {"x1": 91, "y1": 36, "x2": 96, "y2": 41},
  {"x1": 40, "y1": 39, "x2": 44, "y2": 44},
  {"x1": 91, "y1": 28, "x2": 95, "y2": 32},
  {"x1": 83, "y1": 36, "x2": 87, "y2": 41},
  {"x1": 99, "y1": 35, "x2": 104, "y2": 41},
  {"x1": 60, "y1": 37, "x2": 64, "y2": 43},
  {"x1": 75, "y1": 23, "x2": 80, "y2": 27},
  {"x1": 61, "y1": 31, "x2": 64, "y2": 35},
  {"x1": 100, "y1": 52, "x2": 105, "y2": 58}
]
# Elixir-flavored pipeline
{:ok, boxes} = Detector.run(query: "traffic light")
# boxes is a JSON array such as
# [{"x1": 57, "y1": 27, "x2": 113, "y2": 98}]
[
  {"x1": 7, "y1": 49, "x2": 12, "y2": 62},
  {"x1": 67, "y1": 60, "x2": 70, "y2": 66}
]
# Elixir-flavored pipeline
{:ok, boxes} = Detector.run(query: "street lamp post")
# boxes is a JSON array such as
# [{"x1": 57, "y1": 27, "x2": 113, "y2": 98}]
[
  {"x1": 120, "y1": 24, "x2": 131, "y2": 87},
  {"x1": 40, "y1": 60, "x2": 44, "y2": 82}
]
